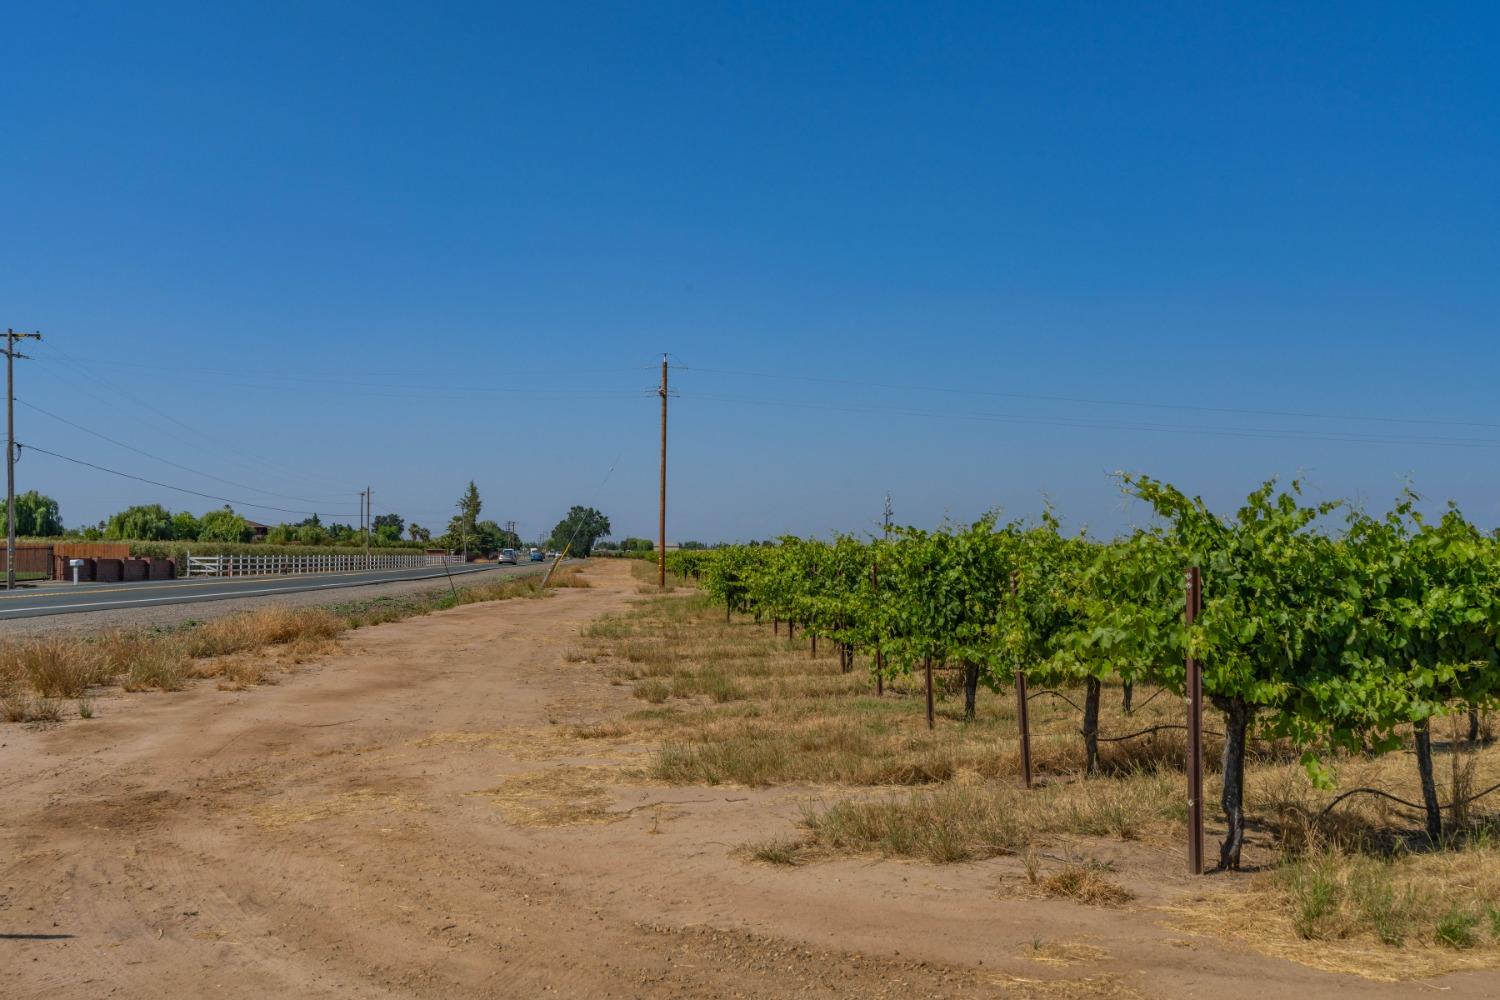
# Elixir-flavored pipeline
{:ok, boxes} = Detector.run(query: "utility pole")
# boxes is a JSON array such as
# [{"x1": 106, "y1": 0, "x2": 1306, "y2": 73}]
[
  {"x1": 458, "y1": 501, "x2": 470, "y2": 563},
  {"x1": 657, "y1": 353, "x2": 668, "y2": 590},
  {"x1": 361, "y1": 487, "x2": 371, "y2": 570},
  {"x1": 5, "y1": 329, "x2": 42, "y2": 591},
  {"x1": 882, "y1": 492, "x2": 893, "y2": 537}
]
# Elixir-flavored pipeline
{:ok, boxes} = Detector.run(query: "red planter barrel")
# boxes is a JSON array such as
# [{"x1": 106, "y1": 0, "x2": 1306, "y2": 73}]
[
  {"x1": 95, "y1": 558, "x2": 124, "y2": 582},
  {"x1": 123, "y1": 558, "x2": 149, "y2": 582}
]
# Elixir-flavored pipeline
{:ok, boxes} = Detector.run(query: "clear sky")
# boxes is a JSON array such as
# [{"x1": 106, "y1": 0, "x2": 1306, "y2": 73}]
[{"x1": 2, "y1": 2, "x2": 1497, "y2": 542}]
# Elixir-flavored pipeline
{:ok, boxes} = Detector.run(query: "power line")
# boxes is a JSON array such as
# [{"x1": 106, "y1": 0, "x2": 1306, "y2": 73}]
[
  {"x1": 36, "y1": 355, "x2": 651, "y2": 399},
  {"x1": 56, "y1": 358, "x2": 656, "y2": 383},
  {"x1": 26, "y1": 348, "x2": 365, "y2": 493},
  {"x1": 16, "y1": 398, "x2": 352, "y2": 505},
  {"x1": 20, "y1": 443, "x2": 361, "y2": 518},
  {"x1": 674, "y1": 363, "x2": 1500, "y2": 433}
]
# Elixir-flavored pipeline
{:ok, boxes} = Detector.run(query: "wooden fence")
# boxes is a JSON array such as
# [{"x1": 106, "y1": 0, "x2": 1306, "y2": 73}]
[
  {"x1": 0, "y1": 544, "x2": 55, "y2": 580},
  {"x1": 52, "y1": 542, "x2": 133, "y2": 560},
  {"x1": 1, "y1": 543, "x2": 135, "y2": 580}
]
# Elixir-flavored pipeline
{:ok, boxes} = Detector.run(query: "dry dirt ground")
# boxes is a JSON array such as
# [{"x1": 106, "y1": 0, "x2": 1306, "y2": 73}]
[{"x1": 2, "y1": 560, "x2": 1496, "y2": 999}]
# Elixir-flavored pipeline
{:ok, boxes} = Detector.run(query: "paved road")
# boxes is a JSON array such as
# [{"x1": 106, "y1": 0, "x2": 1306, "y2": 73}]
[{"x1": 0, "y1": 561, "x2": 548, "y2": 621}]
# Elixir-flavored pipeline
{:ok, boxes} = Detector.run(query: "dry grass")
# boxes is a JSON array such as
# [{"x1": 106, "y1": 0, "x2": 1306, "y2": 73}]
[
  {"x1": 627, "y1": 557, "x2": 689, "y2": 592},
  {"x1": 124, "y1": 645, "x2": 190, "y2": 691},
  {"x1": 475, "y1": 764, "x2": 638, "y2": 827},
  {"x1": 585, "y1": 596, "x2": 1231, "y2": 796},
  {"x1": 1178, "y1": 839, "x2": 1500, "y2": 978},
  {"x1": 579, "y1": 589, "x2": 1500, "y2": 976},
  {"x1": 252, "y1": 788, "x2": 426, "y2": 830},
  {"x1": 742, "y1": 837, "x2": 804, "y2": 865},
  {"x1": 0, "y1": 636, "x2": 114, "y2": 698},
  {"x1": 1, "y1": 690, "x2": 62, "y2": 723},
  {"x1": 793, "y1": 773, "x2": 1180, "y2": 863},
  {"x1": 1018, "y1": 939, "x2": 1111, "y2": 966},
  {"x1": 1036, "y1": 864, "x2": 1134, "y2": 906},
  {"x1": 0, "y1": 566, "x2": 566, "y2": 723},
  {"x1": 175, "y1": 607, "x2": 344, "y2": 658},
  {"x1": 545, "y1": 565, "x2": 592, "y2": 588}
]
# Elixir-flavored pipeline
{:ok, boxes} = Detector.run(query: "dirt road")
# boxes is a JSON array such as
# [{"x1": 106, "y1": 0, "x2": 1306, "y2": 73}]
[{"x1": 2, "y1": 561, "x2": 1495, "y2": 998}]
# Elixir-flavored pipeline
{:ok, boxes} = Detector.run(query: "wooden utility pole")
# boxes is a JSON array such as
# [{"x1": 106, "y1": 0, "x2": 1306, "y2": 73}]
[
  {"x1": 362, "y1": 488, "x2": 372, "y2": 569},
  {"x1": 657, "y1": 353, "x2": 668, "y2": 590},
  {"x1": 5, "y1": 329, "x2": 42, "y2": 591}
]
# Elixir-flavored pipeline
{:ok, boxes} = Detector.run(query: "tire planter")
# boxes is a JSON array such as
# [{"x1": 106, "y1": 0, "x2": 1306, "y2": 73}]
[{"x1": 63, "y1": 557, "x2": 96, "y2": 582}]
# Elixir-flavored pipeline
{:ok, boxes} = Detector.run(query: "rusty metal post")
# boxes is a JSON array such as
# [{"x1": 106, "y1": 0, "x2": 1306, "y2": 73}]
[
  {"x1": 811, "y1": 633, "x2": 817, "y2": 658},
  {"x1": 1185, "y1": 565, "x2": 1204, "y2": 875},
  {"x1": 924, "y1": 656, "x2": 935, "y2": 729},
  {"x1": 1011, "y1": 572, "x2": 1033, "y2": 788}
]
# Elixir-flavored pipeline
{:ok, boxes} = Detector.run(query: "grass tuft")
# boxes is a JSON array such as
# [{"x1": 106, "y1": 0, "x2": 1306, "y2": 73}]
[
  {"x1": 1435, "y1": 905, "x2": 1481, "y2": 950},
  {"x1": 1038, "y1": 864, "x2": 1134, "y2": 907},
  {"x1": 744, "y1": 838, "x2": 804, "y2": 865}
]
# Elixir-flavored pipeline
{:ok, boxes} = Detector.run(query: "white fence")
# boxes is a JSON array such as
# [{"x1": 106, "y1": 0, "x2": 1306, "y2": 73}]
[{"x1": 186, "y1": 552, "x2": 461, "y2": 578}]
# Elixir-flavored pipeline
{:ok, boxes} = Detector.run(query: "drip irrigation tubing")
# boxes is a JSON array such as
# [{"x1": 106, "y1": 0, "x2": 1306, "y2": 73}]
[
  {"x1": 1095, "y1": 723, "x2": 1226, "y2": 742},
  {"x1": 1028, "y1": 689, "x2": 1083, "y2": 712},
  {"x1": 1317, "y1": 780, "x2": 1500, "y2": 820},
  {"x1": 1131, "y1": 686, "x2": 1170, "y2": 712}
]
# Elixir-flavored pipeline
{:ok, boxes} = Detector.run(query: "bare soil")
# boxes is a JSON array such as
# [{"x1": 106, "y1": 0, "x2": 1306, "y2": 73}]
[{"x1": 2, "y1": 560, "x2": 1496, "y2": 998}]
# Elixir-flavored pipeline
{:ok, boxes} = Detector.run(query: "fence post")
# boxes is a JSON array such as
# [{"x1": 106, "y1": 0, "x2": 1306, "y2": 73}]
[
  {"x1": 924, "y1": 656, "x2": 935, "y2": 729},
  {"x1": 1185, "y1": 565, "x2": 1204, "y2": 876}
]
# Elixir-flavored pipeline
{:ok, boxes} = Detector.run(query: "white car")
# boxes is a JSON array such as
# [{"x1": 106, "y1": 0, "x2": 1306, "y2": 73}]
[{"x1": 497, "y1": 549, "x2": 518, "y2": 565}]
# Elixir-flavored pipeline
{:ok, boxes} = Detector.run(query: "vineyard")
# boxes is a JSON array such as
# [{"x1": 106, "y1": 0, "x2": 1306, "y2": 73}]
[{"x1": 664, "y1": 477, "x2": 1500, "y2": 872}]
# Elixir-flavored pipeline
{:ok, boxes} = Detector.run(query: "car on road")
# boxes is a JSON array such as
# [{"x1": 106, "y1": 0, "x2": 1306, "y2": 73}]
[
  {"x1": 529, "y1": 548, "x2": 544, "y2": 562},
  {"x1": 497, "y1": 549, "x2": 518, "y2": 565}
]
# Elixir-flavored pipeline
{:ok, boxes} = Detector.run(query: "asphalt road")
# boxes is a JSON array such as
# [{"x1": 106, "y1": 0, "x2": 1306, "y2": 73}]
[{"x1": 0, "y1": 561, "x2": 548, "y2": 621}]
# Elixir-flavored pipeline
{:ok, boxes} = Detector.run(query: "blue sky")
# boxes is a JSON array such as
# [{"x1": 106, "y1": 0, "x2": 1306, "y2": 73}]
[{"x1": 2, "y1": 2, "x2": 1497, "y2": 542}]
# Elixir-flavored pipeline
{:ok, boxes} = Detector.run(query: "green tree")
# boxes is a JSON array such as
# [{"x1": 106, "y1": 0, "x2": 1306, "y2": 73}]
[
  {"x1": 170, "y1": 510, "x2": 201, "y2": 540},
  {"x1": 2, "y1": 490, "x2": 63, "y2": 536},
  {"x1": 265, "y1": 524, "x2": 295, "y2": 545},
  {"x1": 198, "y1": 506, "x2": 254, "y2": 543},
  {"x1": 104, "y1": 504, "x2": 174, "y2": 540},
  {"x1": 373, "y1": 513, "x2": 405, "y2": 544},
  {"x1": 548, "y1": 506, "x2": 611, "y2": 556},
  {"x1": 459, "y1": 482, "x2": 481, "y2": 527},
  {"x1": 325, "y1": 522, "x2": 360, "y2": 545},
  {"x1": 408, "y1": 523, "x2": 431, "y2": 544},
  {"x1": 439, "y1": 482, "x2": 485, "y2": 553}
]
